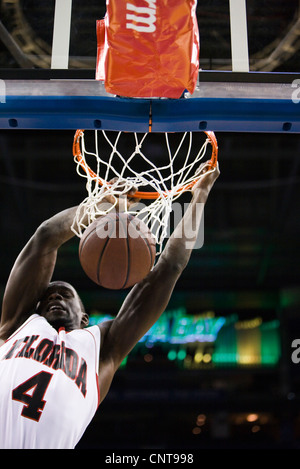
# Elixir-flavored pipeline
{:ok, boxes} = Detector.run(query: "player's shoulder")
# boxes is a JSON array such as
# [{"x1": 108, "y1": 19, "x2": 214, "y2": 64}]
[
  {"x1": 0, "y1": 313, "x2": 38, "y2": 343},
  {"x1": 98, "y1": 319, "x2": 114, "y2": 337},
  {"x1": 96, "y1": 319, "x2": 114, "y2": 352}
]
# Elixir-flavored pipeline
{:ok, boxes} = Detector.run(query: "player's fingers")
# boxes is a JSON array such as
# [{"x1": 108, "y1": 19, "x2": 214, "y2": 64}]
[
  {"x1": 127, "y1": 186, "x2": 138, "y2": 196},
  {"x1": 195, "y1": 161, "x2": 210, "y2": 176}
]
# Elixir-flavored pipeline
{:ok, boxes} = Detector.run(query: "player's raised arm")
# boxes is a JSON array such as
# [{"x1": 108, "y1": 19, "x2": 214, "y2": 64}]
[
  {"x1": 0, "y1": 206, "x2": 80, "y2": 340},
  {"x1": 0, "y1": 184, "x2": 138, "y2": 341},
  {"x1": 99, "y1": 163, "x2": 220, "y2": 385}
]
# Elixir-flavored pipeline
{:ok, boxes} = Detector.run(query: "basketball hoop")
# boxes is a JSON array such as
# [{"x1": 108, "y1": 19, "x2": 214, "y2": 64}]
[{"x1": 72, "y1": 129, "x2": 218, "y2": 254}]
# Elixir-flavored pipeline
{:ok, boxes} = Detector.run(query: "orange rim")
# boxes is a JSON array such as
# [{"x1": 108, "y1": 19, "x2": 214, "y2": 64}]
[{"x1": 73, "y1": 130, "x2": 218, "y2": 200}]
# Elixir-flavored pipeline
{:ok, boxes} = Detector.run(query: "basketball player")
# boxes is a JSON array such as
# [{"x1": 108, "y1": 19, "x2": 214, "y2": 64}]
[{"x1": 0, "y1": 162, "x2": 219, "y2": 449}]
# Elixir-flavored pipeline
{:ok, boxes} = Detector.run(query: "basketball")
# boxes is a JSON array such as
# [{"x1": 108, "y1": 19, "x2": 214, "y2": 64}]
[{"x1": 79, "y1": 212, "x2": 156, "y2": 289}]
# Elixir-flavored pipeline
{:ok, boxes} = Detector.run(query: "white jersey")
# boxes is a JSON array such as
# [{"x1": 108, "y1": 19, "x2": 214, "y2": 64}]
[{"x1": 0, "y1": 314, "x2": 101, "y2": 449}]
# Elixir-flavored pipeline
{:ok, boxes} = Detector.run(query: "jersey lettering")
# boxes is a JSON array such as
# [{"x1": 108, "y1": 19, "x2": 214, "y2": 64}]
[
  {"x1": 75, "y1": 359, "x2": 87, "y2": 397},
  {"x1": 33, "y1": 338, "x2": 53, "y2": 362},
  {"x1": 12, "y1": 371, "x2": 53, "y2": 422},
  {"x1": 65, "y1": 348, "x2": 79, "y2": 380},
  {"x1": 17, "y1": 335, "x2": 39, "y2": 358},
  {"x1": 3, "y1": 335, "x2": 87, "y2": 397}
]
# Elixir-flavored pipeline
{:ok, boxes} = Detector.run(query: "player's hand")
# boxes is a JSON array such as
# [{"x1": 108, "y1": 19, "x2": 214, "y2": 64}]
[
  {"x1": 101, "y1": 178, "x2": 140, "y2": 210},
  {"x1": 191, "y1": 161, "x2": 220, "y2": 201}
]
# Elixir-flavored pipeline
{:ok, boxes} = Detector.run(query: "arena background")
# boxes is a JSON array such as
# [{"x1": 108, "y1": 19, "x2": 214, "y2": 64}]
[{"x1": 0, "y1": 0, "x2": 300, "y2": 449}]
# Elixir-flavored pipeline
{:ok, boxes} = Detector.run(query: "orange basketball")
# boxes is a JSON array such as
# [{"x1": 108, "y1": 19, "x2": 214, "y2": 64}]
[{"x1": 79, "y1": 212, "x2": 156, "y2": 289}]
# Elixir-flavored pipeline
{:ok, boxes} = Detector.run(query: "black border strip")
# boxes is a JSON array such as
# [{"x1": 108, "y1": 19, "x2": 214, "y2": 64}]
[
  {"x1": 198, "y1": 70, "x2": 300, "y2": 84},
  {"x1": 0, "y1": 68, "x2": 299, "y2": 83},
  {"x1": 0, "y1": 69, "x2": 95, "y2": 80}
]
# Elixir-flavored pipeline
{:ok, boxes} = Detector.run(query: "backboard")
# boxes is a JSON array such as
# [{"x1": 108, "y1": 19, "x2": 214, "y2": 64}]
[{"x1": 0, "y1": 0, "x2": 299, "y2": 132}]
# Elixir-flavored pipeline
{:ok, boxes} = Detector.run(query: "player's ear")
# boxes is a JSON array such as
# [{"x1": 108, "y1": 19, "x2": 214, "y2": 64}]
[{"x1": 81, "y1": 312, "x2": 90, "y2": 328}]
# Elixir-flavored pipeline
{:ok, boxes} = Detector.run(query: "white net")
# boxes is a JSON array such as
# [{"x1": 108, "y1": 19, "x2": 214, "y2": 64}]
[{"x1": 71, "y1": 130, "x2": 216, "y2": 254}]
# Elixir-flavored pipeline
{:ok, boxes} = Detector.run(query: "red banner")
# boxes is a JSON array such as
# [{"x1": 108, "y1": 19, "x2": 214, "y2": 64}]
[{"x1": 96, "y1": 0, "x2": 199, "y2": 99}]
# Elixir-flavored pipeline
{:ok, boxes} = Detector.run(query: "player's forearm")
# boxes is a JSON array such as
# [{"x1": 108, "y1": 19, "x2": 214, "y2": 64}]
[
  {"x1": 160, "y1": 188, "x2": 207, "y2": 271},
  {"x1": 37, "y1": 201, "x2": 111, "y2": 249},
  {"x1": 104, "y1": 189, "x2": 208, "y2": 369},
  {"x1": 37, "y1": 206, "x2": 79, "y2": 249}
]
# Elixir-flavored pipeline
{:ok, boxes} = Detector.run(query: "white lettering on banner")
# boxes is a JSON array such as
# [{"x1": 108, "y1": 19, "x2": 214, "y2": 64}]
[
  {"x1": 291, "y1": 79, "x2": 300, "y2": 104},
  {"x1": 0, "y1": 79, "x2": 6, "y2": 103},
  {"x1": 126, "y1": 0, "x2": 157, "y2": 33}
]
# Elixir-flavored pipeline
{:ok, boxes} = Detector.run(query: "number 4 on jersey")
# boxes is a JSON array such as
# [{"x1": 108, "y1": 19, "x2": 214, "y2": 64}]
[{"x1": 12, "y1": 371, "x2": 53, "y2": 422}]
